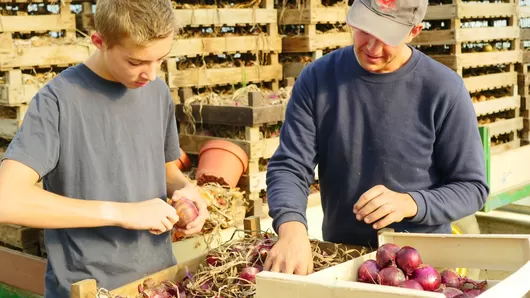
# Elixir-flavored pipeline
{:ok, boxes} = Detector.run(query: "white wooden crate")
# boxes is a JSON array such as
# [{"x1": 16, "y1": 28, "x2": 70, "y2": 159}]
[{"x1": 255, "y1": 231, "x2": 530, "y2": 298}]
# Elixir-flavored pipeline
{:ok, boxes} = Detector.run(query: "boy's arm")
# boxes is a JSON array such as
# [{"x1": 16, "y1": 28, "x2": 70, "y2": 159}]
[{"x1": 0, "y1": 91, "x2": 179, "y2": 232}]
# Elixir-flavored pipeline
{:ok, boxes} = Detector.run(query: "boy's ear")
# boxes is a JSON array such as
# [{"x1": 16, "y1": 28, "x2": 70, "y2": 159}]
[{"x1": 91, "y1": 32, "x2": 106, "y2": 50}]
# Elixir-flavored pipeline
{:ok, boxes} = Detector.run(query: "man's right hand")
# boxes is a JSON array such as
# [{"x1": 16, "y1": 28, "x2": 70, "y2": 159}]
[
  {"x1": 263, "y1": 221, "x2": 313, "y2": 275},
  {"x1": 113, "y1": 198, "x2": 180, "y2": 235}
]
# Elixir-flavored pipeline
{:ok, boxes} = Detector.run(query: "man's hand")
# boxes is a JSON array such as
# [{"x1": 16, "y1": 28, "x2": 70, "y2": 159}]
[
  {"x1": 263, "y1": 221, "x2": 313, "y2": 275},
  {"x1": 115, "y1": 198, "x2": 180, "y2": 235},
  {"x1": 171, "y1": 183, "x2": 209, "y2": 235},
  {"x1": 353, "y1": 185, "x2": 418, "y2": 229}
]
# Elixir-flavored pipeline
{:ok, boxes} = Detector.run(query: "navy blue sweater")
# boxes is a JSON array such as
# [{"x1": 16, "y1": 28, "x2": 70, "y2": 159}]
[{"x1": 265, "y1": 46, "x2": 489, "y2": 248}]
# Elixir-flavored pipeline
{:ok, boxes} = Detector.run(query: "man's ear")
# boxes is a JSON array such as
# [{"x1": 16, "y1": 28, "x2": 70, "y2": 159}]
[{"x1": 405, "y1": 24, "x2": 424, "y2": 43}]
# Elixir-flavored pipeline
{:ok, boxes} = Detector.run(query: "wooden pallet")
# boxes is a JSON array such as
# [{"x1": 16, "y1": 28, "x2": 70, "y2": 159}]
[
  {"x1": 171, "y1": 0, "x2": 280, "y2": 57},
  {"x1": 463, "y1": 67, "x2": 518, "y2": 93},
  {"x1": 281, "y1": 49, "x2": 328, "y2": 79},
  {"x1": 0, "y1": 103, "x2": 27, "y2": 139},
  {"x1": 166, "y1": 54, "x2": 283, "y2": 90}
]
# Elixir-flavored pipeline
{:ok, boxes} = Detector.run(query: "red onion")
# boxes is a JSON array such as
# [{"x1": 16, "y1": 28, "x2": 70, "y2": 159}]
[
  {"x1": 379, "y1": 266, "x2": 406, "y2": 287},
  {"x1": 463, "y1": 289, "x2": 483, "y2": 297},
  {"x1": 454, "y1": 295, "x2": 473, "y2": 298},
  {"x1": 376, "y1": 243, "x2": 401, "y2": 268},
  {"x1": 411, "y1": 265, "x2": 441, "y2": 291},
  {"x1": 357, "y1": 260, "x2": 381, "y2": 284},
  {"x1": 441, "y1": 270, "x2": 464, "y2": 289},
  {"x1": 240, "y1": 266, "x2": 261, "y2": 284},
  {"x1": 435, "y1": 285, "x2": 464, "y2": 297},
  {"x1": 399, "y1": 279, "x2": 424, "y2": 290},
  {"x1": 396, "y1": 246, "x2": 423, "y2": 275},
  {"x1": 206, "y1": 255, "x2": 222, "y2": 266}
]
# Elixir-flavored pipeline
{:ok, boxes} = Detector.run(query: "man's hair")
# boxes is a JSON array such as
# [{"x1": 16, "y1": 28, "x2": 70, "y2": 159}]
[{"x1": 94, "y1": 0, "x2": 179, "y2": 48}]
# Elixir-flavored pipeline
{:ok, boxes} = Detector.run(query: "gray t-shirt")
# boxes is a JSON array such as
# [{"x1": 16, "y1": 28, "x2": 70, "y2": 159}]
[{"x1": 2, "y1": 63, "x2": 180, "y2": 297}]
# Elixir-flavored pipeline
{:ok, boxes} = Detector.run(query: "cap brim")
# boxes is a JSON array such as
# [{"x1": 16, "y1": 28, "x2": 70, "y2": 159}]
[{"x1": 346, "y1": 0, "x2": 412, "y2": 46}]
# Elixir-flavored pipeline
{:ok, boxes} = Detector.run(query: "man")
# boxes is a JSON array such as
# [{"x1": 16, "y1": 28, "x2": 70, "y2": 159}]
[
  {"x1": 263, "y1": 0, "x2": 489, "y2": 275},
  {"x1": 0, "y1": 1, "x2": 208, "y2": 297}
]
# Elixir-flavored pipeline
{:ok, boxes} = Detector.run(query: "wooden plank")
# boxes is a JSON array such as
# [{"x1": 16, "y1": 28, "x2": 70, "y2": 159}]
[
  {"x1": 429, "y1": 50, "x2": 521, "y2": 70},
  {"x1": 424, "y1": 3, "x2": 517, "y2": 20},
  {"x1": 480, "y1": 117, "x2": 523, "y2": 137},
  {"x1": 474, "y1": 95, "x2": 520, "y2": 116},
  {"x1": 0, "y1": 44, "x2": 93, "y2": 70},
  {"x1": 173, "y1": 8, "x2": 277, "y2": 26},
  {"x1": 522, "y1": 28, "x2": 530, "y2": 41},
  {"x1": 520, "y1": 5, "x2": 530, "y2": 18},
  {"x1": 176, "y1": 103, "x2": 287, "y2": 126},
  {"x1": 490, "y1": 144, "x2": 530, "y2": 195},
  {"x1": 282, "y1": 32, "x2": 352, "y2": 52},
  {"x1": 178, "y1": 134, "x2": 280, "y2": 160},
  {"x1": 464, "y1": 71, "x2": 517, "y2": 93},
  {"x1": 277, "y1": 7, "x2": 349, "y2": 25},
  {"x1": 171, "y1": 35, "x2": 282, "y2": 57},
  {"x1": 167, "y1": 64, "x2": 283, "y2": 88},
  {"x1": 0, "y1": 246, "x2": 46, "y2": 296},
  {"x1": 413, "y1": 26, "x2": 520, "y2": 45},
  {"x1": 0, "y1": 14, "x2": 75, "y2": 33}
]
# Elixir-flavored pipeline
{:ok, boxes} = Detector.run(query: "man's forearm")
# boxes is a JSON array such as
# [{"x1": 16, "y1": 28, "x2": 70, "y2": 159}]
[
  {"x1": 407, "y1": 180, "x2": 488, "y2": 226},
  {"x1": 0, "y1": 184, "x2": 122, "y2": 229}
]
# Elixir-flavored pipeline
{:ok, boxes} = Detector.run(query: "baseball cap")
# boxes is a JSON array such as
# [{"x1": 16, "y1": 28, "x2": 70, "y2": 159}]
[{"x1": 346, "y1": 0, "x2": 428, "y2": 46}]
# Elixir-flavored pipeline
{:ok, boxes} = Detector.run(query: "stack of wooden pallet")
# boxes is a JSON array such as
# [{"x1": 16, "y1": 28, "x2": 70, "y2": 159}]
[
  {"x1": 278, "y1": 0, "x2": 352, "y2": 80},
  {"x1": 0, "y1": 0, "x2": 93, "y2": 152},
  {"x1": 413, "y1": 0, "x2": 522, "y2": 153},
  {"x1": 168, "y1": 0, "x2": 300, "y2": 216},
  {"x1": 519, "y1": 1, "x2": 530, "y2": 145},
  {"x1": 72, "y1": 0, "x2": 96, "y2": 34}
]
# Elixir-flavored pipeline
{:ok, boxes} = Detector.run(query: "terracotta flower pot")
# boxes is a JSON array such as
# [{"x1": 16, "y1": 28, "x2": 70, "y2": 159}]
[
  {"x1": 176, "y1": 148, "x2": 191, "y2": 171},
  {"x1": 196, "y1": 140, "x2": 249, "y2": 188}
]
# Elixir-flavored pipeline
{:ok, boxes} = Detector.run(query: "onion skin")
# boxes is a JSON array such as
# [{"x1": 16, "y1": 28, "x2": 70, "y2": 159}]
[
  {"x1": 172, "y1": 198, "x2": 199, "y2": 229},
  {"x1": 435, "y1": 286, "x2": 464, "y2": 297},
  {"x1": 379, "y1": 266, "x2": 406, "y2": 287},
  {"x1": 376, "y1": 243, "x2": 401, "y2": 268},
  {"x1": 357, "y1": 260, "x2": 381, "y2": 284},
  {"x1": 399, "y1": 280, "x2": 424, "y2": 290},
  {"x1": 396, "y1": 246, "x2": 423, "y2": 275},
  {"x1": 411, "y1": 265, "x2": 441, "y2": 291}
]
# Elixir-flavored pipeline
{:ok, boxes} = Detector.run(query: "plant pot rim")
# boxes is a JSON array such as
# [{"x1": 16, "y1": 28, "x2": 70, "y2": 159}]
[{"x1": 199, "y1": 139, "x2": 249, "y2": 172}]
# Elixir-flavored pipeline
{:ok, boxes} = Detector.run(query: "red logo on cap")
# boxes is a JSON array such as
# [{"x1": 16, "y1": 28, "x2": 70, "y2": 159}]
[{"x1": 377, "y1": 0, "x2": 396, "y2": 11}]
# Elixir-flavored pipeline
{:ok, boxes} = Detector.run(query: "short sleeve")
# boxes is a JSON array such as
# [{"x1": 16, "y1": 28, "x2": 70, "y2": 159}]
[
  {"x1": 2, "y1": 90, "x2": 60, "y2": 180},
  {"x1": 164, "y1": 92, "x2": 180, "y2": 163}
]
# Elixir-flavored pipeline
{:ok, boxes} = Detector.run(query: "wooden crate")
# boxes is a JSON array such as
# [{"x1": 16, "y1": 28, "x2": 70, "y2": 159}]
[
  {"x1": 0, "y1": 34, "x2": 94, "y2": 71},
  {"x1": 0, "y1": 2, "x2": 75, "y2": 34},
  {"x1": 0, "y1": 224, "x2": 42, "y2": 256},
  {"x1": 282, "y1": 30, "x2": 352, "y2": 53},
  {"x1": 280, "y1": 48, "x2": 336, "y2": 79},
  {"x1": 0, "y1": 69, "x2": 41, "y2": 105},
  {"x1": 166, "y1": 59, "x2": 283, "y2": 89},
  {"x1": 256, "y1": 231, "x2": 530, "y2": 297},
  {"x1": 489, "y1": 142, "x2": 530, "y2": 195},
  {"x1": 0, "y1": 246, "x2": 46, "y2": 297}
]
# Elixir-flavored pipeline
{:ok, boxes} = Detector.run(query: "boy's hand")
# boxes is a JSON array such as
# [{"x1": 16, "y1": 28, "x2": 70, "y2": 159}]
[
  {"x1": 171, "y1": 183, "x2": 209, "y2": 235},
  {"x1": 113, "y1": 198, "x2": 180, "y2": 235}
]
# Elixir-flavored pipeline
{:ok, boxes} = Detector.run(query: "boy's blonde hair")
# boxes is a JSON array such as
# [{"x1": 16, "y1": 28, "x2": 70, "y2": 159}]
[{"x1": 94, "y1": 0, "x2": 179, "y2": 48}]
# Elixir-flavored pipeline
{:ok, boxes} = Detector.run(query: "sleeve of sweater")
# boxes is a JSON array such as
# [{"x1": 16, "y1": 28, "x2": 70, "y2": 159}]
[
  {"x1": 407, "y1": 81, "x2": 490, "y2": 226},
  {"x1": 265, "y1": 69, "x2": 319, "y2": 233}
]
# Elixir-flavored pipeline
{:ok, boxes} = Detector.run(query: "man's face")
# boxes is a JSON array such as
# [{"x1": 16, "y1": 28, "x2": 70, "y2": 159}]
[
  {"x1": 351, "y1": 25, "x2": 422, "y2": 73},
  {"x1": 97, "y1": 34, "x2": 174, "y2": 89}
]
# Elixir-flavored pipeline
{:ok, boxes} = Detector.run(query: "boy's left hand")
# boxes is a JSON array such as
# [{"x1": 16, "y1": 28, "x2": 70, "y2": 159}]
[
  {"x1": 171, "y1": 183, "x2": 209, "y2": 235},
  {"x1": 353, "y1": 185, "x2": 418, "y2": 230}
]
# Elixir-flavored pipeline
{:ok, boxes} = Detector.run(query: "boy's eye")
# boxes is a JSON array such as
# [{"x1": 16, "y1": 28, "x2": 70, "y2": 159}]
[{"x1": 128, "y1": 61, "x2": 141, "y2": 66}]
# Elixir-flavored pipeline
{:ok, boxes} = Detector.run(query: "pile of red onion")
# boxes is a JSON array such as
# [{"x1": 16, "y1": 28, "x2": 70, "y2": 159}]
[{"x1": 357, "y1": 243, "x2": 488, "y2": 297}]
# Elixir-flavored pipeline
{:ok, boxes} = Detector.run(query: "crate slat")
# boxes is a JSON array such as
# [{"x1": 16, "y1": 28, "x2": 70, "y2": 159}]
[
  {"x1": 425, "y1": 3, "x2": 517, "y2": 20},
  {"x1": 173, "y1": 8, "x2": 277, "y2": 26},
  {"x1": 277, "y1": 7, "x2": 349, "y2": 25},
  {"x1": 282, "y1": 31, "x2": 351, "y2": 53},
  {"x1": 464, "y1": 71, "x2": 517, "y2": 93},
  {"x1": 474, "y1": 95, "x2": 520, "y2": 116},
  {"x1": 171, "y1": 35, "x2": 282, "y2": 57}
]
